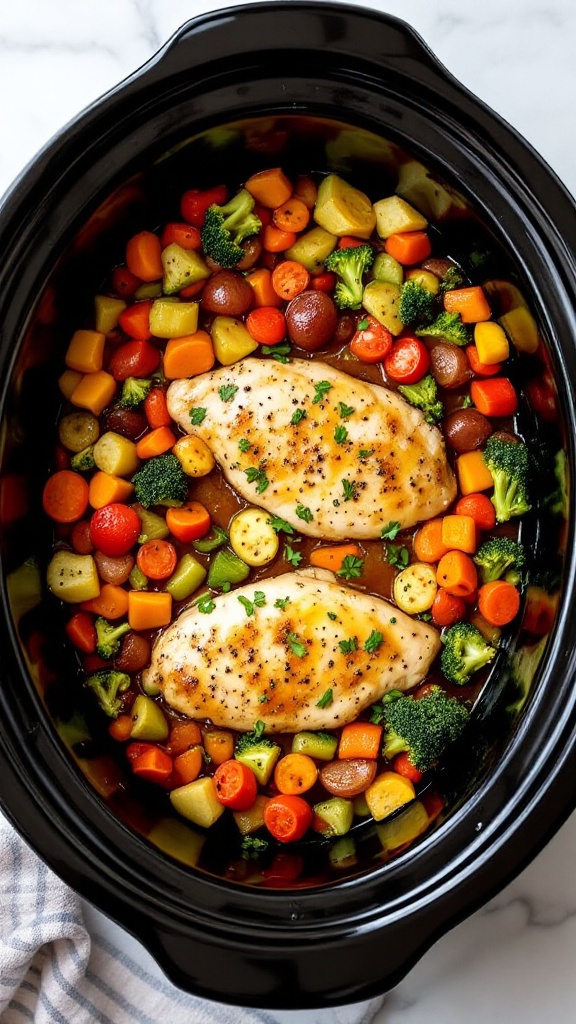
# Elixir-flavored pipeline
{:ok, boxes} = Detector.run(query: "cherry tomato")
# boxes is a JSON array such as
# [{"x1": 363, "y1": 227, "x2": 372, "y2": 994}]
[
  {"x1": 384, "y1": 336, "x2": 430, "y2": 384},
  {"x1": 112, "y1": 266, "x2": 140, "y2": 298},
  {"x1": 160, "y1": 222, "x2": 202, "y2": 250},
  {"x1": 350, "y1": 315, "x2": 393, "y2": 363},
  {"x1": 180, "y1": 185, "x2": 228, "y2": 227},
  {"x1": 213, "y1": 760, "x2": 258, "y2": 811},
  {"x1": 89, "y1": 503, "x2": 141, "y2": 557},
  {"x1": 108, "y1": 339, "x2": 160, "y2": 382}
]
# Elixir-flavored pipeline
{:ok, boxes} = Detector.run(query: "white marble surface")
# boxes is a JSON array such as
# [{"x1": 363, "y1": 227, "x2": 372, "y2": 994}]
[{"x1": 1, "y1": 1, "x2": 575, "y2": 1022}]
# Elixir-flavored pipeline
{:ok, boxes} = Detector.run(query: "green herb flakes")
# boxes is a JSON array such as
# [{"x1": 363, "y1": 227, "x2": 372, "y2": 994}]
[
  {"x1": 218, "y1": 384, "x2": 238, "y2": 402},
  {"x1": 287, "y1": 632, "x2": 308, "y2": 658},
  {"x1": 337, "y1": 555, "x2": 364, "y2": 580},
  {"x1": 312, "y1": 380, "x2": 332, "y2": 404},
  {"x1": 291, "y1": 408, "x2": 307, "y2": 425},
  {"x1": 316, "y1": 688, "x2": 333, "y2": 709},
  {"x1": 189, "y1": 406, "x2": 207, "y2": 425},
  {"x1": 381, "y1": 520, "x2": 401, "y2": 541},
  {"x1": 296, "y1": 503, "x2": 314, "y2": 523},
  {"x1": 364, "y1": 629, "x2": 384, "y2": 653},
  {"x1": 339, "y1": 636, "x2": 358, "y2": 655}
]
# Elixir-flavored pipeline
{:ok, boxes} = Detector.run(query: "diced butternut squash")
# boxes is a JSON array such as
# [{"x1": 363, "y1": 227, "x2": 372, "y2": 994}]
[
  {"x1": 456, "y1": 450, "x2": 494, "y2": 495},
  {"x1": 88, "y1": 471, "x2": 134, "y2": 509},
  {"x1": 65, "y1": 330, "x2": 106, "y2": 374},
  {"x1": 128, "y1": 590, "x2": 172, "y2": 630},
  {"x1": 58, "y1": 369, "x2": 83, "y2": 400},
  {"x1": 70, "y1": 371, "x2": 117, "y2": 416},
  {"x1": 474, "y1": 321, "x2": 510, "y2": 365}
]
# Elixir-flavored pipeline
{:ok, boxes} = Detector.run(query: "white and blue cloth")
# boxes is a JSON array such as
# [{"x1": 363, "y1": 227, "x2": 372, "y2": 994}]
[{"x1": 0, "y1": 811, "x2": 383, "y2": 1024}]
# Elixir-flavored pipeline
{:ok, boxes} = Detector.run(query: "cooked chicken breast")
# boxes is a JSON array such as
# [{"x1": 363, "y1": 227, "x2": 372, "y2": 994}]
[
  {"x1": 167, "y1": 358, "x2": 456, "y2": 539},
  {"x1": 142, "y1": 568, "x2": 440, "y2": 733}
]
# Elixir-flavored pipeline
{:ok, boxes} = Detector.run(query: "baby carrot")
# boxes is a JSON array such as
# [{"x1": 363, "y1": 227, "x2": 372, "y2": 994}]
[
  {"x1": 436, "y1": 550, "x2": 478, "y2": 597},
  {"x1": 143, "y1": 388, "x2": 171, "y2": 429},
  {"x1": 42, "y1": 470, "x2": 89, "y2": 523},
  {"x1": 271, "y1": 260, "x2": 310, "y2": 300},
  {"x1": 136, "y1": 539, "x2": 178, "y2": 580},
  {"x1": 470, "y1": 378, "x2": 518, "y2": 417},
  {"x1": 118, "y1": 301, "x2": 154, "y2": 340},
  {"x1": 135, "y1": 426, "x2": 176, "y2": 459},
  {"x1": 309, "y1": 543, "x2": 362, "y2": 573},
  {"x1": 338, "y1": 722, "x2": 383, "y2": 760},
  {"x1": 65, "y1": 612, "x2": 96, "y2": 653},
  {"x1": 262, "y1": 224, "x2": 298, "y2": 253},
  {"x1": 125, "y1": 231, "x2": 163, "y2": 282},
  {"x1": 413, "y1": 519, "x2": 448, "y2": 564},
  {"x1": 172, "y1": 746, "x2": 204, "y2": 786},
  {"x1": 478, "y1": 580, "x2": 521, "y2": 626},
  {"x1": 384, "y1": 231, "x2": 431, "y2": 266},
  {"x1": 168, "y1": 720, "x2": 202, "y2": 756}
]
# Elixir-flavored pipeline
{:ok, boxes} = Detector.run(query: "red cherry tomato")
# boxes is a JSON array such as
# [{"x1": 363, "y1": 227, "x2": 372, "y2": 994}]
[
  {"x1": 108, "y1": 339, "x2": 160, "y2": 382},
  {"x1": 112, "y1": 267, "x2": 140, "y2": 298},
  {"x1": 213, "y1": 760, "x2": 258, "y2": 811},
  {"x1": 89, "y1": 503, "x2": 141, "y2": 557},
  {"x1": 160, "y1": 222, "x2": 202, "y2": 250},
  {"x1": 350, "y1": 315, "x2": 393, "y2": 363},
  {"x1": 384, "y1": 336, "x2": 430, "y2": 383},
  {"x1": 180, "y1": 185, "x2": 228, "y2": 227}
]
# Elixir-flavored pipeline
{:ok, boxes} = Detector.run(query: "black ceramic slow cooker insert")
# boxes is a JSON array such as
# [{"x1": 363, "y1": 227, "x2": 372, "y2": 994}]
[{"x1": 0, "y1": 2, "x2": 575, "y2": 1009}]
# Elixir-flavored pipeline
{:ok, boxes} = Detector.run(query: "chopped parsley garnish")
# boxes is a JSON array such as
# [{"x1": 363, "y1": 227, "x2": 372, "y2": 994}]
[
  {"x1": 254, "y1": 591, "x2": 266, "y2": 608},
  {"x1": 334, "y1": 425, "x2": 348, "y2": 445},
  {"x1": 389, "y1": 616, "x2": 397, "y2": 624},
  {"x1": 296, "y1": 503, "x2": 314, "y2": 523},
  {"x1": 287, "y1": 632, "x2": 308, "y2": 658},
  {"x1": 262, "y1": 342, "x2": 291, "y2": 362},
  {"x1": 364, "y1": 629, "x2": 384, "y2": 653},
  {"x1": 241, "y1": 836, "x2": 270, "y2": 861},
  {"x1": 312, "y1": 380, "x2": 332, "y2": 404},
  {"x1": 258, "y1": 694, "x2": 270, "y2": 703},
  {"x1": 327, "y1": 611, "x2": 338, "y2": 621},
  {"x1": 339, "y1": 636, "x2": 358, "y2": 654},
  {"x1": 337, "y1": 555, "x2": 364, "y2": 580},
  {"x1": 342, "y1": 478, "x2": 358, "y2": 502},
  {"x1": 418, "y1": 611, "x2": 433, "y2": 622},
  {"x1": 238, "y1": 438, "x2": 252, "y2": 452},
  {"x1": 274, "y1": 597, "x2": 290, "y2": 610},
  {"x1": 285, "y1": 545, "x2": 303, "y2": 567},
  {"x1": 358, "y1": 448, "x2": 374, "y2": 460},
  {"x1": 291, "y1": 408, "x2": 307, "y2": 425},
  {"x1": 189, "y1": 406, "x2": 207, "y2": 425},
  {"x1": 386, "y1": 544, "x2": 410, "y2": 568},
  {"x1": 237, "y1": 595, "x2": 256, "y2": 616},
  {"x1": 267, "y1": 515, "x2": 296, "y2": 535},
  {"x1": 197, "y1": 594, "x2": 216, "y2": 614},
  {"x1": 244, "y1": 465, "x2": 269, "y2": 494},
  {"x1": 218, "y1": 384, "x2": 238, "y2": 402},
  {"x1": 381, "y1": 520, "x2": 401, "y2": 541},
  {"x1": 316, "y1": 688, "x2": 333, "y2": 709},
  {"x1": 338, "y1": 401, "x2": 355, "y2": 419},
  {"x1": 357, "y1": 317, "x2": 369, "y2": 330}
]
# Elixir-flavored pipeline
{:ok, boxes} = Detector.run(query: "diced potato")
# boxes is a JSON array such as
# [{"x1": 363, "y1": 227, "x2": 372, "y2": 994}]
[
  {"x1": 173, "y1": 435, "x2": 215, "y2": 477},
  {"x1": 170, "y1": 776, "x2": 225, "y2": 828},
  {"x1": 377, "y1": 799, "x2": 429, "y2": 851},
  {"x1": 474, "y1": 321, "x2": 510, "y2": 365},
  {"x1": 162, "y1": 244, "x2": 210, "y2": 295},
  {"x1": 211, "y1": 316, "x2": 258, "y2": 365},
  {"x1": 393, "y1": 562, "x2": 438, "y2": 615},
  {"x1": 498, "y1": 306, "x2": 539, "y2": 354},
  {"x1": 233, "y1": 794, "x2": 270, "y2": 835},
  {"x1": 313, "y1": 797, "x2": 354, "y2": 837},
  {"x1": 365, "y1": 771, "x2": 415, "y2": 822},
  {"x1": 94, "y1": 295, "x2": 126, "y2": 334},
  {"x1": 229, "y1": 508, "x2": 279, "y2": 567},
  {"x1": 93, "y1": 431, "x2": 139, "y2": 477},
  {"x1": 361, "y1": 280, "x2": 403, "y2": 335},
  {"x1": 137, "y1": 507, "x2": 169, "y2": 541},
  {"x1": 130, "y1": 694, "x2": 169, "y2": 742},
  {"x1": 314, "y1": 173, "x2": 376, "y2": 239},
  {"x1": 373, "y1": 195, "x2": 428, "y2": 239},
  {"x1": 58, "y1": 411, "x2": 100, "y2": 453},
  {"x1": 147, "y1": 817, "x2": 205, "y2": 867},
  {"x1": 405, "y1": 268, "x2": 440, "y2": 296},
  {"x1": 396, "y1": 160, "x2": 458, "y2": 221},
  {"x1": 285, "y1": 226, "x2": 338, "y2": 273},
  {"x1": 46, "y1": 551, "x2": 100, "y2": 603},
  {"x1": 149, "y1": 298, "x2": 199, "y2": 339}
]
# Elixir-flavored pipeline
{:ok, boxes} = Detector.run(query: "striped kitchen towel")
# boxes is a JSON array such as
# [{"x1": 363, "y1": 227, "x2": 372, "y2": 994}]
[{"x1": 0, "y1": 810, "x2": 383, "y2": 1024}]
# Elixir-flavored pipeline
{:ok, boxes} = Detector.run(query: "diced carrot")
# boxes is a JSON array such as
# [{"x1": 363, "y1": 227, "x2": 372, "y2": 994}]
[
  {"x1": 466, "y1": 344, "x2": 502, "y2": 377},
  {"x1": 82, "y1": 583, "x2": 129, "y2": 619},
  {"x1": 393, "y1": 752, "x2": 423, "y2": 784},
  {"x1": 309, "y1": 543, "x2": 362, "y2": 573},
  {"x1": 160, "y1": 222, "x2": 202, "y2": 250},
  {"x1": 118, "y1": 300, "x2": 153, "y2": 341},
  {"x1": 413, "y1": 519, "x2": 449, "y2": 564},
  {"x1": 443, "y1": 286, "x2": 491, "y2": 323},
  {"x1": 272, "y1": 197, "x2": 310, "y2": 233},
  {"x1": 143, "y1": 388, "x2": 171, "y2": 429},
  {"x1": 128, "y1": 590, "x2": 172, "y2": 630},
  {"x1": 262, "y1": 224, "x2": 298, "y2": 253},
  {"x1": 454, "y1": 493, "x2": 497, "y2": 531},
  {"x1": 88, "y1": 471, "x2": 134, "y2": 510},
  {"x1": 456, "y1": 450, "x2": 494, "y2": 495},
  {"x1": 478, "y1": 580, "x2": 521, "y2": 626},
  {"x1": 338, "y1": 722, "x2": 383, "y2": 760},
  {"x1": 274, "y1": 753, "x2": 318, "y2": 795},
  {"x1": 172, "y1": 746, "x2": 204, "y2": 786},
  {"x1": 65, "y1": 612, "x2": 96, "y2": 653},
  {"x1": 135, "y1": 426, "x2": 176, "y2": 459},
  {"x1": 125, "y1": 231, "x2": 163, "y2": 282},
  {"x1": 130, "y1": 746, "x2": 173, "y2": 783},
  {"x1": 245, "y1": 167, "x2": 293, "y2": 208},
  {"x1": 65, "y1": 330, "x2": 105, "y2": 374},
  {"x1": 384, "y1": 231, "x2": 431, "y2": 266},
  {"x1": 165, "y1": 502, "x2": 211, "y2": 542},
  {"x1": 162, "y1": 330, "x2": 215, "y2": 379},
  {"x1": 42, "y1": 470, "x2": 89, "y2": 523},
  {"x1": 470, "y1": 378, "x2": 518, "y2": 417},
  {"x1": 337, "y1": 236, "x2": 367, "y2": 250},
  {"x1": 436, "y1": 550, "x2": 478, "y2": 598},
  {"x1": 431, "y1": 588, "x2": 466, "y2": 627},
  {"x1": 271, "y1": 260, "x2": 310, "y2": 301},
  {"x1": 293, "y1": 174, "x2": 318, "y2": 209},
  {"x1": 246, "y1": 267, "x2": 283, "y2": 307},
  {"x1": 203, "y1": 729, "x2": 235, "y2": 765},
  {"x1": 108, "y1": 714, "x2": 134, "y2": 742},
  {"x1": 168, "y1": 720, "x2": 202, "y2": 755},
  {"x1": 70, "y1": 371, "x2": 117, "y2": 416},
  {"x1": 441, "y1": 514, "x2": 477, "y2": 554}
]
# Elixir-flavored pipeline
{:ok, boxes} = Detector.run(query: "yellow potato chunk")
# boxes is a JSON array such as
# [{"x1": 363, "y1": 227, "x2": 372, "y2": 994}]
[
  {"x1": 373, "y1": 195, "x2": 428, "y2": 239},
  {"x1": 170, "y1": 777, "x2": 225, "y2": 829},
  {"x1": 365, "y1": 771, "x2": 415, "y2": 822},
  {"x1": 93, "y1": 431, "x2": 139, "y2": 477},
  {"x1": 393, "y1": 562, "x2": 438, "y2": 615},
  {"x1": 173, "y1": 435, "x2": 215, "y2": 477},
  {"x1": 46, "y1": 552, "x2": 100, "y2": 603},
  {"x1": 361, "y1": 280, "x2": 403, "y2": 335},
  {"x1": 314, "y1": 174, "x2": 376, "y2": 239},
  {"x1": 210, "y1": 316, "x2": 258, "y2": 365}
]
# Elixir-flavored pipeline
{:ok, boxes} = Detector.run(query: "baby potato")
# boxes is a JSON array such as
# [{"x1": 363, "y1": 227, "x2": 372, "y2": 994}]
[
  {"x1": 173, "y1": 435, "x2": 215, "y2": 477},
  {"x1": 58, "y1": 411, "x2": 100, "y2": 452},
  {"x1": 46, "y1": 551, "x2": 100, "y2": 603},
  {"x1": 93, "y1": 431, "x2": 139, "y2": 477},
  {"x1": 229, "y1": 508, "x2": 279, "y2": 567},
  {"x1": 393, "y1": 562, "x2": 438, "y2": 615}
]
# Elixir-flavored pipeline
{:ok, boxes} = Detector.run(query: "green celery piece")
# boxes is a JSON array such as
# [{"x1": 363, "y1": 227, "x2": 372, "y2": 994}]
[
  {"x1": 166, "y1": 554, "x2": 207, "y2": 601},
  {"x1": 207, "y1": 548, "x2": 250, "y2": 590}
]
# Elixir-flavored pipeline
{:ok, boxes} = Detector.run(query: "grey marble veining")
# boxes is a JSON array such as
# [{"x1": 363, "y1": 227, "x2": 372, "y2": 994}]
[{"x1": 1, "y1": 1, "x2": 575, "y2": 1022}]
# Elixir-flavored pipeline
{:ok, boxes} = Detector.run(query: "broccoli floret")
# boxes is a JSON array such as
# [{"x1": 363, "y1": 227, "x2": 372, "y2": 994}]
[
  {"x1": 132, "y1": 453, "x2": 188, "y2": 508},
  {"x1": 397, "y1": 373, "x2": 443, "y2": 425},
  {"x1": 201, "y1": 188, "x2": 262, "y2": 268},
  {"x1": 94, "y1": 617, "x2": 130, "y2": 660},
  {"x1": 85, "y1": 669, "x2": 130, "y2": 718},
  {"x1": 440, "y1": 622, "x2": 497, "y2": 686},
  {"x1": 118, "y1": 376, "x2": 152, "y2": 409},
  {"x1": 415, "y1": 311, "x2": 470, "y2": 346},
  {"x1": 474, "y1": 537, "x2": 526, "y2": 585},
  {"x1": 439, "y1": 265, "x2": 466, "y2": 292},
  {"x1": 235, "y1": 720, "x2": 276, "y2": 755},
  {"x1": 483, "y1": 435, "x2": 531, "y2": 524},
  {"x1": 324, "y1": 244, "x2": 375, "y2": 309},
  {"x1": 380, "y1": 687, "x2": 470, "y2": 772},
  {"x1": 240, "y1": 835, "x2": 270, "y2": 861},
  {"x1": 70, "y1": 445, "x2": 95, "y2": 472},
  {"x1": 399, "y1": 280, "x2": 436, "y2": 327}
]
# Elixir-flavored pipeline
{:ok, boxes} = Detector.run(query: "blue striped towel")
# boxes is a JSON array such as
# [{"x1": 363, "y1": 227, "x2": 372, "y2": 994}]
[{"x1": 0, "y1": 810, "x2": 383, "y2": 1024}]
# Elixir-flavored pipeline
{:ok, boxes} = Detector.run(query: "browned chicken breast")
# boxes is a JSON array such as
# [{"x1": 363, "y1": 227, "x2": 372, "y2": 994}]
[
  {"x1": 167, "y1": 358, "x2": 456, "y2": 539},
  {"x1": 142, "y1": 568, "x2": 441, "y2": 733}
]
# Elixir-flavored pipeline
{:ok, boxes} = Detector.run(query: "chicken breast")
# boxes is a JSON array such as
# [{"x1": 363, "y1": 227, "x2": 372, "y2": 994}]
[
  {"x1": 142, "y1": 568, "x2": 440, "y2": 733},
  {"x1": 167, "y1": 357, "x2": 456, "y2": 539}
]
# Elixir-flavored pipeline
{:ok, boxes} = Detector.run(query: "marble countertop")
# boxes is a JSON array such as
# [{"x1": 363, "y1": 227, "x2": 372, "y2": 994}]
[{"x1": 1, "y1": 2, "x2": 574, "y2": 1022}]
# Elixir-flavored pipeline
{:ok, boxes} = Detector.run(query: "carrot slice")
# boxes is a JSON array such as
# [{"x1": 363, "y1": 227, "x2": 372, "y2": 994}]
[
  {"x1": 88, "y1": 472, "x2": 134, "y2": 510},
  {"x1": 274, "y1": 753, "x2": 318, "y2": 795},
  {"x1": 168, "y1": 720, "x2": 202, "y2": 755},
  {"x1": 246, "y1": 267, "x2": 283, "y2": 308},
  {"x1": 245, "y1": 306, "x2": 287, "y2": 345},
  {"x1": 271, "y1": 260, "x2": 310, "y2": 301},
  {"x1": 130, "y1": 746, "x2": 173, "y2": 783},
  {"x1": 136, "y1": 539, "x2": 178, "y2": 580},
  {"x1": 478, "y1": 580, "x2": 521, "y2": 626},
  {"x1": 309, "y1": 543, "x2": 362, "y2": 573},
  {"x1": 214, "y1": 759, "x2": 258, "y2": 810},
  {"x1": 135, "y1": 426, "x2": 176, "y2": 459},
  {"x1": 125, "y1": 231, "x2": 163, "y2": 282},
  {"x1": 163, "y1": 330, "x2": 215, "y2": 379},
  {"x1": 143, "y1": 388, "x2": 171, "y2": 429},
  {"x1": 384, "y1": 231, "x2": 431, "y2": 266},
  {"x1": 431, "y1": 588, "x2": 466, "y2": 627},
  {"x1": 413, "y1": 520, "x2": 448, "y2": 564},
  {"x1": 272, "y1": 197, "x2": 310, "y2": 233},
  {"x1": 436, "y1": 551, "x2": 478, "y2": 598},
  {"x1": 443, "y1": 286, "x2": 491, "y2": 323},
  {"x1": 338, "y1": 722, "x2": 382, "y2": 760},
  {"x1": 264, "y1": 794, "x2": 313, "y2": 843},
  {"x1": 262, "y1": 224, "x2": 298, "y2": 253},
  {"x1": 245, "y1": 167, "x2": 293, "y2": 208},
  {"x1": 42, "y1": 470, "x2": 89, "y2": 523},
  {"x1": 172, "y1": 746, "x2": 204, "y2": 786},
  {"x1": 166, "y1": 502, "x2": 211, "y2": 542},
  {"x1": 65, "y1": 612, "x2": 96, "y2": 653}
]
